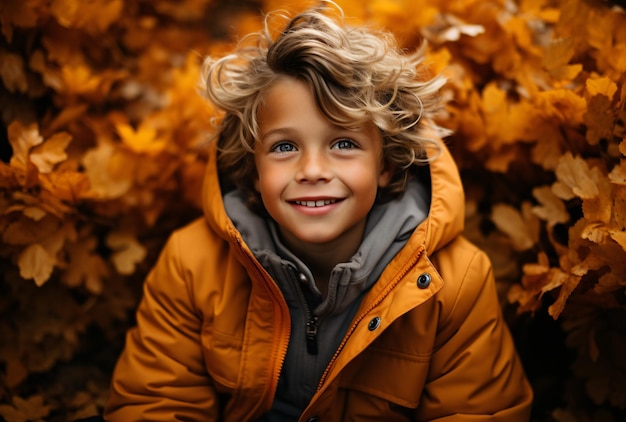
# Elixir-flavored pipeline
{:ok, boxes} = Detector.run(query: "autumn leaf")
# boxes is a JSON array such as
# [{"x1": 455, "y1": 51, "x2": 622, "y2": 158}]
[
  {"x1": 584, "y1": 94, "x2": 616, "y2": 146},
  {"x1": 547, "y1": 271, "x2": 580, "y2": 319},
  {"x1": 82, "y1": 142, "x2": 132, "y2": 198},
  {"x1": 63, "y1": 234, "x2": 109, "y2": 293},
  {"x1": 17, "y1": 243, "x2": 56, "y2": 286},
  {"x1": 423, "y1": 13, "x2": 484, "y2": 44},
  {"x1": 116, "y1": 122, "x2": 168, "y2": 153},
  {"x1": 532, "y1": 185, "x2": 570, "y2": 227},
  {"x1": 542, "y1": 37, "x2": 582, "y2": 81},
  {"x1": 2, "y1": 214, "x2": 60, "y2": 246},
  {"x1": 60, "y1": 64, "x2": 101, "y2": 96},
  {"x1": 30, "y1": 132, "x2": 72, "y2": 173},
  {"x1": 0, "y1": 394, "x2": 51, "y2": 422},
  {"x1": 39, "y1": 170, "x2": 91, "y2": 204},
  {"x1": 49, "y1": 0, "x2": 123, "y2": 33},
  {"x1": 491, "y1": 202, "x2": 539, "y2": 251},
  {"x1": 106, "y1": 232, "x2": 147, "y2": 275},
  {"x1": 7, "y1": 121, "x2": 43, "y2": 168},
  {"x1": 0, "y1": 49, "x2": 29, "y2": 93},
  {"x1": 0, "y1": 0, "x2": 41, "y2": 42},
  {"x1": 553, "y1": 152, "x2": 601, "y2": 200},
  {"x1": 586, "y1": 75, "x2": 618, "y2": 99}
]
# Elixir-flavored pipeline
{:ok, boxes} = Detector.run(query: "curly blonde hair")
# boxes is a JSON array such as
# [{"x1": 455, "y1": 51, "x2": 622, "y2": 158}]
[{"x1": 202, "y1": 1, "x2": 447, "y2": 212}]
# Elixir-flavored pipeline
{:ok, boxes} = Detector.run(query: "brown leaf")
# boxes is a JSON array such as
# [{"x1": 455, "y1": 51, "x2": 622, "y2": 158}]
[
  {"x1": 0, "y1": 49, "x2": 28, "y2": 93},
  {"x1": 17, "y1": 243, "x2": 56, "y2": 286},
  {"x1": 29, "y1": 132, "x2": 72, "y2": 173},
  {"x1": 0, "y1": 395, "x2": 51, "y2": 422},
  {"x1": 106, "y1": 232, "x2": 147, "y2": 275}
]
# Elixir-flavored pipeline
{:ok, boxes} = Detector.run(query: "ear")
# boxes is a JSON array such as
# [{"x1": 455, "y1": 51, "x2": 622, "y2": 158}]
[{"x1": 378, "y1": 165, "x2": 393, "y2": 188}]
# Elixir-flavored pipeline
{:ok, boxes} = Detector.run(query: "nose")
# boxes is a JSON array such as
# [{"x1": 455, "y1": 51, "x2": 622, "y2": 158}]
[{"x1": 295, "y1": 150, "x2": 331, "y2": 183}]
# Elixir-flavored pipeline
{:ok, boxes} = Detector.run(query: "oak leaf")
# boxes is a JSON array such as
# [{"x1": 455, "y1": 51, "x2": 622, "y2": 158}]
[
  {"x1": 82, "y1": 142, "x2": 132, "y2": 198},
  {"x1": 106, "y1": 232, "x2": 147, "y2": 275},
  {"x1": 30, "y1": 132, "x2": 72, "y2": 173},
  {"x1": 17, "y1": 243, "x2": 56, "y2": 287},
  {"x1": 0, "y1": 394, "x2": 51, "y2": 422},
  {"x1": 532, "y1": 185, "x2": 570, "y2": 227},
  {"x1": 0, "y1": 49, "x2": 28, "y2": 93},
  {"x1": 553, "y1": 152, "x2": 600, "y2": 200},
  {"x1": 584, "y1": 94, "x2": 615, "y2": 146},
  {"x1": 63, "y1": 235, "x2": 109, "y2": 293},
  {"x1": 116, "y1": 122, "x2": 167, "y2": 154},
  {"x1": 542, "y1": 37, "x2": 582, "y2": 81},
  {"x1": 7, "y1": 121, "x2": 43, "y2": 169},
  {"x1": 491, "y1": 202, "x2": 539, "y2": 251}
]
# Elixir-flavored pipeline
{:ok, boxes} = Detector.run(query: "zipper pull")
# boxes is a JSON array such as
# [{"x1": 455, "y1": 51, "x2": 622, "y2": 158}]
[{"x1": 305, "y1": 316, "x2": 319, "y2": 355}]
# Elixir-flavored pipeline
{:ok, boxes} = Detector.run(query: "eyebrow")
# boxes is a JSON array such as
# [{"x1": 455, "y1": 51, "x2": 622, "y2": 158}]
[{"x1": 259, "y1": 127, "x2": 297, "y2": 142}]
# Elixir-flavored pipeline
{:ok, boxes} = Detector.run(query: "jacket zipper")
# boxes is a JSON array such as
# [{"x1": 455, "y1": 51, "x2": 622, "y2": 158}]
[
  {"x1": 316, "y1": 246, "x2": 425, "y2": 390},
  {"x1": 295, "y1": 272, "x2": 320, "y2": 356},
  {"x1": 305, "y1": 316, "x2": 319, "y2": 355}
]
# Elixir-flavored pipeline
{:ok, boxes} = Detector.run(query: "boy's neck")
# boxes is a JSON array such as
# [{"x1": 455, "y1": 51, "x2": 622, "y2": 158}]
[{"x1": 277, "y1": 222, "x2": 366, "y2": 297}]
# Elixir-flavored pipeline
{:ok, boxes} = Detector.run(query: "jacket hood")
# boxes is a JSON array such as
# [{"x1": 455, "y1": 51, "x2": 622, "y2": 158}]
[{"x1": 201, "y1": 137, "x2": 465, "y2": 257}]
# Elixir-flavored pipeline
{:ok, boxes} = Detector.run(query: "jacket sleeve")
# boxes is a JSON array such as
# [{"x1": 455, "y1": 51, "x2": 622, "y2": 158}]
[
  {"x1": 417, "y1": 240, "x2": 533, "y2": 421},
  {"x1": 104, "y1": 232, "x2": 219, "y2": 421}
]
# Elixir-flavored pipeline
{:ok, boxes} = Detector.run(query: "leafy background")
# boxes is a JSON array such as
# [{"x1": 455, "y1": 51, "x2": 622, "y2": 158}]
[{"x1": 1, "y1": 0, "x2": 625, "y2": 420}]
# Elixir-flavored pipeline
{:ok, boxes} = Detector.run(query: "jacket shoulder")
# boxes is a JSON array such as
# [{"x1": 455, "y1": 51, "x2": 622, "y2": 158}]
[{"x1": 428, "y1": 236, "x2": 497, "y2": 334}]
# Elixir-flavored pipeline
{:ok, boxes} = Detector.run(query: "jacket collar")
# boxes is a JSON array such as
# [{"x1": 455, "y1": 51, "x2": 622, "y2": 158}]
[{"x1": 221, "y1": 176, "x2": 429, "y2": 316}]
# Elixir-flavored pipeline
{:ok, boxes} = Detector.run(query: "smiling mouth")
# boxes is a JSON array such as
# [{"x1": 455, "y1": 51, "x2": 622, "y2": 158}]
[{"x1": 293, "y1": 199, "x2": 338, "y2": 207}]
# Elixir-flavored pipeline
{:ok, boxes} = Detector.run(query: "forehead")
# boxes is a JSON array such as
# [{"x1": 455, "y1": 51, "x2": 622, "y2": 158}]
[{"x1": 256, "y1": 76, "x2": 381, "y2": 142}]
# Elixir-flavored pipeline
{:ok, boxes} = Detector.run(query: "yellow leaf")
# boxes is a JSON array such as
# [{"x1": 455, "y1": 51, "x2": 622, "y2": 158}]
[
  {"x1": 532, "y1": 185, "x2": 570, "y2": 227},
  {"x1": 491, "y1": 203, "x2": 538, "y2": 251},
  {"x1": 107, "y1": 232, "x2": 147, "y2": 275},
  {"x1": 542, "y1": 38, "x2": 582, "y2": 81},
  {"x1": 581, "y1": 222, "x2": 610, "y2": 244},
  {"x1": 553, "y1": 152, "x2": 600, "y2": 200},
  {"x1": 116, "y1": 122, "x2": 167, "y2": 153},
  {"x1": 7, "y1": 121, "x2": 43, "y2": 169},
  {"x1": 60, "y1": 64, "x2": 100, "y2": 95},
  {"x1": 29, "y1": 132, "x2": 72, "y2": 173},
  {"x1": 586, "y1": 75, "x2": 618, "y2": 99},
  {"x1": 82, "y1": 142, "x2": 132, "y2": 198},
  {"x1": 17, "y1": 243, "x2": 56, "y2": 286},
  {"x1": 39, "y1": 170, "x2": 91, "y2": 203},
  {"x1": 49, "y1": 0, "x2": 123, "y2": 33},
  {"x1": 23, "y1": 206, "x2": 47, "y2": 221}
]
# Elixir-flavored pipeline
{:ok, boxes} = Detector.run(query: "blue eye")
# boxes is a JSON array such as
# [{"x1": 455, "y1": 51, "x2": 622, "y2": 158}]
[
  {"x1": 271, "y1": 142, "x2": 296, "y2": 153},
  {"x1": 333, "y1": 139, "x2": 357, "y2": 149}
]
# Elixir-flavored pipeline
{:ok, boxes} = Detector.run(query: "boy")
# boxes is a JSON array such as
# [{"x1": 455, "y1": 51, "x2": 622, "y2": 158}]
[{"x1": 105, "y1": 2, "x2": 533, "y2": 420}]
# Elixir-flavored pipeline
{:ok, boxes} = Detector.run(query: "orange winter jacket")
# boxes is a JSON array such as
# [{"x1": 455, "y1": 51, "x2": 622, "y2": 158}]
[{"x1": 104, "y1": 139, "x2": 533, "y2": 421}]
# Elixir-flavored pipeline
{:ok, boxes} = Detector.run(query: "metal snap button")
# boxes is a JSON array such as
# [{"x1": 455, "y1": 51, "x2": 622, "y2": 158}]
[
  {"x1": 368, "y1": 316, "x2": 381, "y2": 331},
  {"x1": 417, "y1": 273, "x2": 431, "y2": 289}
]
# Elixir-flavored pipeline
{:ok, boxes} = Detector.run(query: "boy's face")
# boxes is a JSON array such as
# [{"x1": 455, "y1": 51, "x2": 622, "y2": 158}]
[{"x1": 254, "y1": 76, "x2": 391, "y2": 254}]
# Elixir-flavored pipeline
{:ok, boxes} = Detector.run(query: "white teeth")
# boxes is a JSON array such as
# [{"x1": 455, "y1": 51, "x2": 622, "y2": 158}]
[{"x1": 295, "y1": 199, "x2": 336, "y2": 207}]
